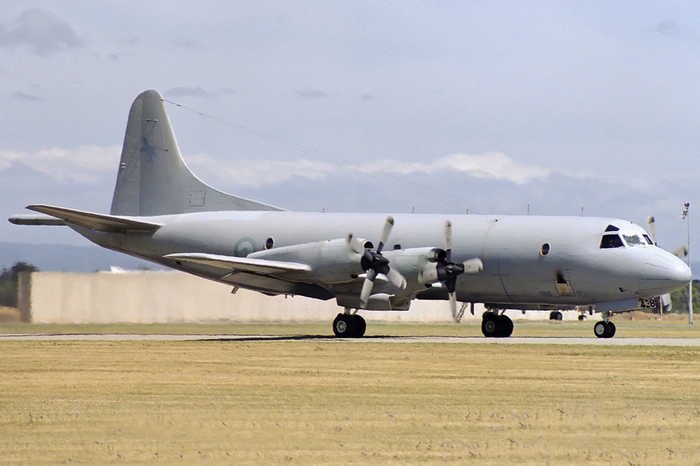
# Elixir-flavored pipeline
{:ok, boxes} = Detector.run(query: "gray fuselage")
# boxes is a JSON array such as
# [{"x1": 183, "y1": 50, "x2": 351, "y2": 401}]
[{"x1": 72, "y1": 211, "x2": 691, "y2": 310}]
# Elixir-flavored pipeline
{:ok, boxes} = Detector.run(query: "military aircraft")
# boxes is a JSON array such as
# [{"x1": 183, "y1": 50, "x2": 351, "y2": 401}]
[{"x1": 9, "y1": 90, "x2": 692, "y2": 338}]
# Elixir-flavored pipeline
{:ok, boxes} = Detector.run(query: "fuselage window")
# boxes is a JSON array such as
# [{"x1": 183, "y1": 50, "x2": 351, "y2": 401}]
[{"x1": 600, "y1": 234, "x2": 624, "y2": 249}]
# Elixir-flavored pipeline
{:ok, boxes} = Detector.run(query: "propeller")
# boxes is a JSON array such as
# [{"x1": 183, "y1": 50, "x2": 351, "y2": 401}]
[
  {"x1": 646, "y1": 214, "x2": 687, "y2": 314},
  {"x1": 672, "y1": 245, "x2": 689, "y2": 259},
  {"x1": 646, "y1": 216, "x2": 657, "y2": 245},
  {"x1": 646, "y1": 214, "x2": 687, "y2": 258},
  {"x1": 436, "y1": 220, "x2": 482, "y2": 318},
  {"x1": 353, "y1": 216, "x2": 406, "y2": 308}
]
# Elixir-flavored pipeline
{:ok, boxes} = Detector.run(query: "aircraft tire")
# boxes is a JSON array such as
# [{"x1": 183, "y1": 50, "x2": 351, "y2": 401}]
[
  {"x1": 333, "y1": 314, "x2": 357, "y2": 338},
  {"x1": 481, "y1": 313, "x2": 501, "y2": 338},
  {"x1": 498, "y1": 315, "x2": 513, "y2": 338},
  {"x1": 352, "y1": 314, "x2": 366, "y2": 338},
  {"x1": 594, "y1": 321, "x2": 615, "y2": 338}
]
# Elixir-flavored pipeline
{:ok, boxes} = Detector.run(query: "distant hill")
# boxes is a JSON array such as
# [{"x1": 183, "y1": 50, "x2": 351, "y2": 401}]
[{"x1": 0, "y1": 242, "x2": 164, "y2": 273}]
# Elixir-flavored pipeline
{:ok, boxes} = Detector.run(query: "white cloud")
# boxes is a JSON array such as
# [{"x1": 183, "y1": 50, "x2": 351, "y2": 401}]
[
  {"x1": 372, "y1": 152, "x2": 550, "y2": 185},
  {"x1": 186, "y1": 151, "x2": 550, "y2": 188},
  {"x1": 187, "y1": 154, "x2": 336, "y2": 188},
  {"x1": 0, "y1": 145, "x2": 120, "y2": 184}
]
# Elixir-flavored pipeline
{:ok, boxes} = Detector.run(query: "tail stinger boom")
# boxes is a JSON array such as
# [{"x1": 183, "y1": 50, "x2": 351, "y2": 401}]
[{"x1": 110, "y1": 89, "x2": 283, "y2": 217}]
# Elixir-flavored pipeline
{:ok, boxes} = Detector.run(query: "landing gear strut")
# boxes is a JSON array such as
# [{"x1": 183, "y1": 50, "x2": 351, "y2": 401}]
[
  {"x1": 481, "y1": 312, "x2": 513, "y2": 338},
  {"x1": 332, "y1": 312, "x2": 366, "y2": 338}
]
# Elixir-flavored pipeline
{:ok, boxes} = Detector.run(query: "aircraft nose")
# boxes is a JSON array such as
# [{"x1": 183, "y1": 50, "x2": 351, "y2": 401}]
[{"x1": 638, "y1": 250, "x2": 692, "y2": 296}]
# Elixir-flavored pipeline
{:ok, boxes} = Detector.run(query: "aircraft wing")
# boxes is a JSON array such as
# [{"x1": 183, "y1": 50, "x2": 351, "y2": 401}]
[
  {"x1": 24, "y1": 205, "x2": 161, "y2": 233},
  {"x1": 164, "y1": 252, "x2": 314, "y2": 276}
]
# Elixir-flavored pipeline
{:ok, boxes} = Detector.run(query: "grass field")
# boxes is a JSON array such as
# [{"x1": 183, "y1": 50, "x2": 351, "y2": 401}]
[
  {"x1": 2, "y1": 320, "x2": 700, "y2": 464},
  {"x1": 2, "y1": 311, "x2": 700, "y2": 338}
]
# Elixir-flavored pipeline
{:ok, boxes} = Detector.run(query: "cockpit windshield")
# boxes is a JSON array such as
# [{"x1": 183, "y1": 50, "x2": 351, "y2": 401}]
[
  {"x1": 600, "y1": 234, "x2": 624, "y2": 249},
  {"x1": 600, "y1": 232, "x2": 653, "y2": 249},
  {"x1": 622, "y1": 234, "x2": 650, "y2": 247}
]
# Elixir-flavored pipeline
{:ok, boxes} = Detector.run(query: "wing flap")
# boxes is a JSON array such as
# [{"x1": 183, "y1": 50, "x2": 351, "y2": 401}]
[
  {"x1": 164, "y1": 252, "x2": 314, "y2": 276},
  {"x1": 26, "y1": 205, "x2": 161, "y2": 233}
]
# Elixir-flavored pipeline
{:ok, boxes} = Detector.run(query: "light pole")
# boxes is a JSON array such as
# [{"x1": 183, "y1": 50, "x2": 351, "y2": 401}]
[{"x1": 682, "y1": 203, "x2": 692, "y2": 324}]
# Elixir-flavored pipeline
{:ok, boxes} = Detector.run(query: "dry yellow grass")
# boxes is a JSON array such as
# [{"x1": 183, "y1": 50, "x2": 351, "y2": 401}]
[
  {"x1": 2, "y1": 339, "x2": 700, "y2": 464},
  {"x1": 0, "y1": 306, "x2": 21, "y2": 323},
  {"x1": 3, "y1": 316, "x2": 700, "y2": 339}
]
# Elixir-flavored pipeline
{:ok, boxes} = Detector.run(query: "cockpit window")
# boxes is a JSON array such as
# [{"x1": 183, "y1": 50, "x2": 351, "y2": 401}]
[
  {"x1": 622, "y1": 234, "x2": 648, "y2": 247},
  {"x1": 600, "y1": 234, "x2": 624, "y2": 249},
  {"x1": 601, "y1": 232, "x2": 653, "y2": 249}
]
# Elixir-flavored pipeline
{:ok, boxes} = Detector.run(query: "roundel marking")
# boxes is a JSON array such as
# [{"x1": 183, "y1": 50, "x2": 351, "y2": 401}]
[{"x1": 234, "y1": 237, "x2": 257, "y2": 257}]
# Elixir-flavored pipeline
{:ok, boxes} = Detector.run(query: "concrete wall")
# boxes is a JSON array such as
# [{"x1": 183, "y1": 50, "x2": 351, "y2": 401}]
[
  {"x1": 25, "y1": 270, "x2": 489, "y2": 324},
  {"x1": 24, "y1": 270, "x2": 579, "y2": 324}
]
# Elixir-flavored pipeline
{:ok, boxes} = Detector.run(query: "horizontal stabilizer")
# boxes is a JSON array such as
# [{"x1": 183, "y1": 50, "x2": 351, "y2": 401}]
[
  {"x1": 9, "y1": 214, "x2": 66, "y2": 226},
  {"x1": 164, "y1": 252, "x2": 314, "y2": 276},
  {"x1": 26, "y1": 205, "x2": 161, "y2": 233}
]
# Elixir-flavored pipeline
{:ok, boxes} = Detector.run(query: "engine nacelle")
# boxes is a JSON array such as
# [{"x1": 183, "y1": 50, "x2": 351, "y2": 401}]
[
  {"x1": 249, "y1": 237, "x2": 364, "y2": 284},
  {"x1": 383, "y1": 247, "x2": 446, "y2": 289}
]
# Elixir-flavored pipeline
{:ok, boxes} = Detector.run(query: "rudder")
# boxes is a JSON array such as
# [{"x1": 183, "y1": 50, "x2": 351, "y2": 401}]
[{"x1": 110, "y1": 89, "x2": 282, "y2": 216}]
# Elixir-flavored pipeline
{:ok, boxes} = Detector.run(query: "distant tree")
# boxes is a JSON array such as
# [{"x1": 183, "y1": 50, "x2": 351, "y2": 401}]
[
  {"x1": 0, "y1": 261, "x2": 39, "y2": 307},
  {"x1": 670, "y1": 280, "x2": 700, "y2": 314}
]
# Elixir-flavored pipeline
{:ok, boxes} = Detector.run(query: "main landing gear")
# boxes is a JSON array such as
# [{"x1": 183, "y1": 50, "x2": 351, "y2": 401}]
[
  {"x1": 332, "y1": 312, "x2": 366, "y2": 338},
  {"x1": 481, "y1": 312, "x2": 513, "y2": 338},
  {"x1": 593, "y1": 320, "x2": 616, "y2": 338}
]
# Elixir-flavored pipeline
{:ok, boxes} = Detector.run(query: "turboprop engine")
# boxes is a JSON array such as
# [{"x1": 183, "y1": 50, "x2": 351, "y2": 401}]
[
  {"x1": 249, "y1": 237, "x2": 365, "y2": 284},
  {"x1": 250, "y1": 217, "x2": 483, "y2": 315}
]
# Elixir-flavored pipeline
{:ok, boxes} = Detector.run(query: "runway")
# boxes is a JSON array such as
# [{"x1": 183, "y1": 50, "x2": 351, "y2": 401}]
[{"x1": 3, "y1": 333, "x2": 700, "y2": 346}]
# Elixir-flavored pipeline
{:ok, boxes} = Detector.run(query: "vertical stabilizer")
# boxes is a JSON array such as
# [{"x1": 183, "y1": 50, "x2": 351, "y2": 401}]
[{"x1": 110, "y1": 90, "x2": 282, "y2": 216}]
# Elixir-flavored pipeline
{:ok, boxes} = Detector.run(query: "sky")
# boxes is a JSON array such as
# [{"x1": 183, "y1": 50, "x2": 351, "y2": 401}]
[{"x1": 1, "y1": 1, "x2": 699, "y2": 253}]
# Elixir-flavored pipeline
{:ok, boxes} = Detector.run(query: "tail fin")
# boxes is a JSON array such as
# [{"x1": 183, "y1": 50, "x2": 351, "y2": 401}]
[{"x1": 110, "y1": 89, "x2": 283, "y2": 216}]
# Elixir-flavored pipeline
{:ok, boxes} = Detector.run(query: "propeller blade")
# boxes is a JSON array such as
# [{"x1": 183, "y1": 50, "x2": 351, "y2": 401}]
[
  {"x1": 646, "y1": 216, "x2": 657, "y2": 244},
  {"x1": 672, "y1": 245, "x2": 689, "y2": 259},
  {"x1": 377, "y1": 216, "x2": 394, "y2": 253},
  {"x1": 359, "y1": 269, "x2": 378, "y2": 307},
  {"x1": 660, "y1": 293, "x2": 672, "y2": 313},
  {"x1": 385, "y1": 267, "x2": 407, "y2": 289},
  {"x1": 448, "y1": 292, "x2": 457, "y2": 320},
  {"x1": 462, "y1": 258, "x2": 483, "y2": 274},
  {"x1": 443, "y1": 220, "x2": 452, "y2": 263},
  {"x1": 346, "y1": 233, "x2": 366, "y2": 255}
]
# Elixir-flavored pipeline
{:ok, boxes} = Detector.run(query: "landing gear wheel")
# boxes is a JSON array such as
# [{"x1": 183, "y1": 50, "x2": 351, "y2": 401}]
[
  {"x1": 498, "y1": 315, "x2": 513, "y2": 338},
  {"x1": 550, "y1": 311, "x2": 563, "y2": 321},
  {"x1": 352, "y1": 314, "x2": 366, "y2": 338},
  {"x1": 594, "y1": 321, "x2": 616, "y2": 338},
  {"x1": 481, "y1": 313, "x2": 500, "y2": 337},
  {"x1": 333, "y1": 314, "x2": 357, "y2": 338},
  {"x1": 594, "y1": 321, "x2": 608, "y2": 338}
]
